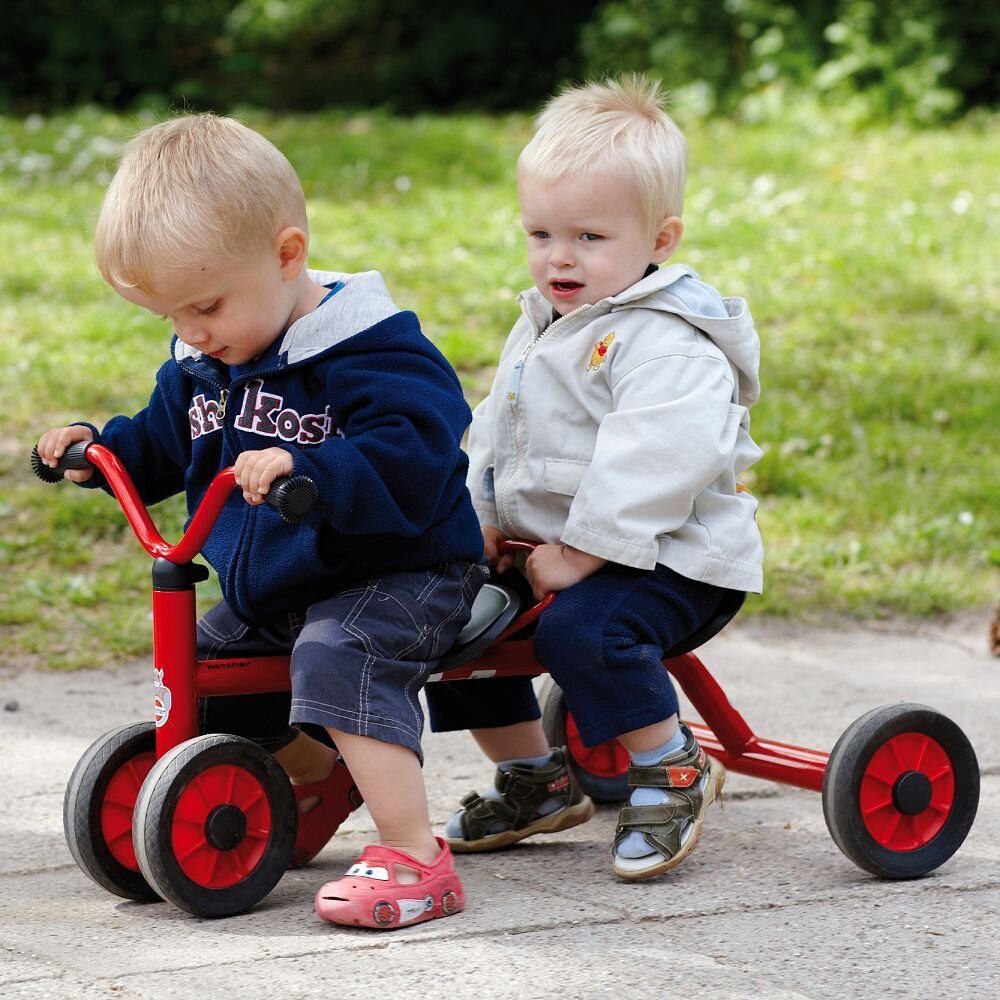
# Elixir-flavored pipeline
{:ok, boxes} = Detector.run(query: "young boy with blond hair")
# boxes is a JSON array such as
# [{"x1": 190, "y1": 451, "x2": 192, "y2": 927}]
[
  {"x1": 426, "y1": 75, "x2": 764, "y2": 879},
  {"x1": 36, "y1": 113, "x2": 487, "y2": 928}
]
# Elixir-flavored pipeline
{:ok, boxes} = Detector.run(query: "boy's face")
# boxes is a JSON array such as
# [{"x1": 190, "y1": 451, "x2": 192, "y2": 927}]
[
  {"x1": 519, "y1": 170, "x2": 681, "y2": 314},
  {"x1": 113, "y1": 237, "x2": 309, "y2": 367}
]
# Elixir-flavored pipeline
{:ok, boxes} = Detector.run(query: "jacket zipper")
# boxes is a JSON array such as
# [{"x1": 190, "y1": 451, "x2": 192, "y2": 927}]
[
  {"x1": 222, "y1": 371, "x2": 278, "y2": 621},
  {"x1": 497, "y1": 301, "x2": 592, "y2": 532},
  {"x1": 504, "y1": 301, "x2": 590, "y2": 406},
  {"x1": 181, "y1": 353, "x2": 305, "y2": 622}
]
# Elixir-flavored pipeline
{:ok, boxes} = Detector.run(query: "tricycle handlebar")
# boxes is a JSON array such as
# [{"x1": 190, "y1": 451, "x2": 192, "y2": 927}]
[
  {"x1": 30, "y1": 440, "x2": 93, "y2": 482},
  {"x1": 30, "y1": 443, "x2": 317, "y2": 562}
]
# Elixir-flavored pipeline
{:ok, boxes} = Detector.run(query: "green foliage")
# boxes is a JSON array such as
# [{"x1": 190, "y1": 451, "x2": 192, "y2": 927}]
[
  {"x1": 0, "y1": 1, "x2": 599, "y2": 113},
  {"x1": 0, "y1": 0, "x2": 234, "y2": 108},
  {"x1": 2, "y1": 2, "x2": 997, "y2": 120},
  {"x1": 1, "y1": 108, "x2": 998, "y2": 670},
  {"x1": 581, "y1": 0, "x2": 998, "y2": 123},
  {"x1": 812, "y1": 1, "x2": 960, "y2": 122}
]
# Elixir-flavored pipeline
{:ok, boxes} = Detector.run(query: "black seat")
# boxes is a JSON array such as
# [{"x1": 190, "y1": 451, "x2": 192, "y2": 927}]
[
  {"x1": 662, "y1": 589, "x2": 746, "y2": 658},
  {"x1": 433, "y1": 583, "x2": 522, "y2": 672},
  {"x1": 431, "y1": 583, "x2": 745, "y2": 675}
]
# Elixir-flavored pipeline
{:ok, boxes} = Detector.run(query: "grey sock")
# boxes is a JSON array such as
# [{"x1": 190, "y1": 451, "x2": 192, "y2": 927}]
[
  {"x1": 445, "y1": 750, "x2": 559, "y2": 838},
  {"x1": 616, "y1": 729, "x2": 687, "y2": 860}
]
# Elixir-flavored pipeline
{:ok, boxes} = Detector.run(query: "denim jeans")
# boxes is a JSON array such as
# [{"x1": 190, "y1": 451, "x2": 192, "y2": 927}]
[{"x1": 199, "y1": 560, "x2": 487, "y2": 761}]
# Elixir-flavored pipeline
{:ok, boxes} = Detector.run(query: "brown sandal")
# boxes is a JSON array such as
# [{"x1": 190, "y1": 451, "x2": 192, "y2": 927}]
[{"x1": 446, "y1": 747, "x2": 594, "y2": 853}]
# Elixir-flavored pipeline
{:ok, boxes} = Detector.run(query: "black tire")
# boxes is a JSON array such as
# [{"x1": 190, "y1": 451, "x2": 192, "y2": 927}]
[
  {"x1": 63, "y1": 722, "x2": 160, "y2": 901},
  {"x1": 539, "y1": 677, "x2": 629, "y2": 802},
  {"x1": 822, "y1": 703, "x2": 979, "y2": 879},
  {"x1": 133, "y1": 734, "x2": 296, "y2": 917}
]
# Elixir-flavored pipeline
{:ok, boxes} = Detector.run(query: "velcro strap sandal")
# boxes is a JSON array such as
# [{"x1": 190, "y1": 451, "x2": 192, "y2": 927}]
[
  {"x1": 314, "y1": 837, "x2": 463, "y2": 930},
  {"x1": 612, "y1": 725, "x2": 725, "y2": 880},
  {"x1": 446, "y1": 747, "x2": 594, "y2": 853}
]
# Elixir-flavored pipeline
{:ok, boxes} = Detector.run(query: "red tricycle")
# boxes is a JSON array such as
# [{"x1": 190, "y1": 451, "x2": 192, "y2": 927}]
[{"x1": 33, "y1": 442, "x2": 981, "y2": 918}]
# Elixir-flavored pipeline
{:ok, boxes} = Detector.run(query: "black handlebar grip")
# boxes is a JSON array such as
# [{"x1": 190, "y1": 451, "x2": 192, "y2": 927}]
[
  {"x1": 30, "y1": 441, "x2": 93, "y2": 483},
  {"x1": 264, "y1": 475, "x2": 319, "y2": 523}
]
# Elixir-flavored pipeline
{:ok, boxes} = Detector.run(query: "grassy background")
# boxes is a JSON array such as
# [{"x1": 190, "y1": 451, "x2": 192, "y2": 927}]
[{"x1": 1, "y1": 105, "x2": 997, "y2": 669}]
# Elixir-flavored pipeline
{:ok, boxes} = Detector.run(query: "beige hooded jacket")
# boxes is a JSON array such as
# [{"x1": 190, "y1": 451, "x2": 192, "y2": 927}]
[{"x1": 468, "y1": 263, "x2": 764, "y2": 593}]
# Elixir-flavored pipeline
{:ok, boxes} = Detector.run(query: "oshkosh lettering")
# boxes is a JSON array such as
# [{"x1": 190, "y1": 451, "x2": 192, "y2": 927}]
[
  {"x1": 233, "y1": 379, "x2": 335, "y2": 445},
  {"x1": 189, "y1": 393, "x2": 225, "y2": 440}
]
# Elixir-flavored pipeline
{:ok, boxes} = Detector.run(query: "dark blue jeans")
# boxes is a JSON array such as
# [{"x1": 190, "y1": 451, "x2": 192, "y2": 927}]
[
  {"x1": 199, "y1": 560, "x2": 487, "y2": 762},
  {"x1": 425, "y1": 563, "x2": 731, "y2": 747}
]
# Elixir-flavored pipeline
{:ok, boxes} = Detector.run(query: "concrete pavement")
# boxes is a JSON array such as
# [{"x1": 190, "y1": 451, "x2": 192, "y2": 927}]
[{"x1": 1, "y1": 613, "x2": 997, "y2": 999}]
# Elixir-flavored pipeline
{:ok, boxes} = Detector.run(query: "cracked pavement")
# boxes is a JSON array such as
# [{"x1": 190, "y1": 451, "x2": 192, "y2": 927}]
[{"x1": 1, "y1": 613, "x2": 997, "y2": 999}]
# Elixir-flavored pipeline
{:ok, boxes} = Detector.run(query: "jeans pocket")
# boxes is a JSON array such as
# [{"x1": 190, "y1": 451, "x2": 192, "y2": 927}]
[{"x1": 341, "y1": 581, "x2": 430, "y2": 661}]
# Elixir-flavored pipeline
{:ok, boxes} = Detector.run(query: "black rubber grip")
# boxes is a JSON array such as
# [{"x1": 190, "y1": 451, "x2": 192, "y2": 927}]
[
  {"x1": 263, "y1": 475, "x2": 318, "y2": 524},
  {"x1": 30, "y1": 442, "x2": 92, "y2": 483}
]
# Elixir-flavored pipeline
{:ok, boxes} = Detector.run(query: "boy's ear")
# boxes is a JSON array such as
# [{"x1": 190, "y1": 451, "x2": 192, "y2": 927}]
[
  {"x1": 276, "y1": 226, "x2": 309, "y2": 279},
  {"x1": 651, "y1": 216, "x2": 683, "y2": 264}
]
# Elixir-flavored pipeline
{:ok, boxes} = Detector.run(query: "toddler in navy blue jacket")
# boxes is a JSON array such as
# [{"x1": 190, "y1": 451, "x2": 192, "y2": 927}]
[{"x1": 36, "y1": 114, "x2": 485, "y2": 929}]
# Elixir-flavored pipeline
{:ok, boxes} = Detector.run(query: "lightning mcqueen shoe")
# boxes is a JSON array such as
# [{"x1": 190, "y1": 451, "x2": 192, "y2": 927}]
[{"x1": 315, "y1": 838, "x2": 464, "y2": 929}]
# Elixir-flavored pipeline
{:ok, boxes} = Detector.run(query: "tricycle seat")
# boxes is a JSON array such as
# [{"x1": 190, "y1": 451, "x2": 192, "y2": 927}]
[
  {"x1": 663, "y1": 588, "x2": 746, "y2": 659},
  {"x1": 434, "y1": 583, "x2": 522, "y2": 671}
]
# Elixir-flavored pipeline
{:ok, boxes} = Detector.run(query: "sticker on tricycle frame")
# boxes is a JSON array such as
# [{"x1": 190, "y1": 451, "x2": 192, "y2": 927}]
[{"x1": 153, "y1": 668, "x2": 172, "y2": 728}]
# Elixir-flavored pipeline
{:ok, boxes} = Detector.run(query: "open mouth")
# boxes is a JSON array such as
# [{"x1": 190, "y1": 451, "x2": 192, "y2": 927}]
[{"x1": 550, "y1": 281, "x2": 583, "y2": 296}]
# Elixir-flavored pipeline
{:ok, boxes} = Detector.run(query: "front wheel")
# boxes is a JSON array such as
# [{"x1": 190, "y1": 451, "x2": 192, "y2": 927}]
[
  {"x1": 822, "y1": 703, "x2": 979, "y2": 878},
  {"x1": 133, "y1": 734, "x2": 296, "y2": 917},
  {"x1": 63, "y1": 722, "x2": 160, "y2": 901}
]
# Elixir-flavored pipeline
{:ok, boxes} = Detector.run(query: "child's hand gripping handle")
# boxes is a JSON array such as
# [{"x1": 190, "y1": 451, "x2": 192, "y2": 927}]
[
  {"x1": 30, "y1": 441, "x2": 91, "y2": 483},
  {"x1": 31, "y1": 444, "x2": 319, "y2": 525}
]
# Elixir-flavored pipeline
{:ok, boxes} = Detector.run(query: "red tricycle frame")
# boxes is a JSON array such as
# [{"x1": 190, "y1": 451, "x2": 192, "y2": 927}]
[
  {"x1": 38, "y1": 441, "x2": 980, "y2": 916},
  {"x1": 87, "y1": 440, "x2": 827, "y2": 791}
]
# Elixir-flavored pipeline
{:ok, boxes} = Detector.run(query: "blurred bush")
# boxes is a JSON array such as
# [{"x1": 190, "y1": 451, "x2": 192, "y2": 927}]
[
  {"x1": 581, "y1": 0, "x2": 1000, "y2": 123},
  {"x1": 0, "y1": 0, "x2": 234, "y2": 108},
  {"x1": 1, "y1": 0, "x2": 996, "y2": 121},
  {"x1": 0, "y1": 0, "x2": 599, "y2": 112}
]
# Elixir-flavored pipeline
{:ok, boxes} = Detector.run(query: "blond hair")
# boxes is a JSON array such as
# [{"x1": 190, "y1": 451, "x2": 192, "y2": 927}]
[
  {"x1": 95, "y1": 114, "x2": 307, "y2": 291},
  {"x1": 518, "y1": 74, "x2": 687, "y2": 230}
]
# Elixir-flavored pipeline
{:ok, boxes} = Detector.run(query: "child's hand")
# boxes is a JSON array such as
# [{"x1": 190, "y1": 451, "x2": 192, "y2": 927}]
[
  {"x1": 525, "y1": 544, "x2": 606, "y2": 600},
  {"x1": 482, "y1": 526, "x2": 516, "y2": 573},
  {"x1": 234, "y1": 447, "x2": 294, "y2": 505},
  {"x1": 36, "y1": 426, "x2": 95, "y2": 483}
]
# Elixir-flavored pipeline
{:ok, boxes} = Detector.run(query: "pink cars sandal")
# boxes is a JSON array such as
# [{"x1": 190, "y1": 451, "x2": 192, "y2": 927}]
[
  {"x1": 288, "y1": 759, "x2": 362, "y2": 868},
  {"x1": 314, "y1": 837, "x2": 464, "y2": 929}
]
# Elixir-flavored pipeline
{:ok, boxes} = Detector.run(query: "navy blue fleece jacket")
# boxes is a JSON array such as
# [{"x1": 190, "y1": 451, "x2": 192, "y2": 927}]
[{"x1": 80, "y1": 270, "x2": 483, "y2": 624}]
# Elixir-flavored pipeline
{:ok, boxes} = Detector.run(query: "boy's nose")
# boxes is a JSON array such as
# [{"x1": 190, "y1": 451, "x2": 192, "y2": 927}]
[{"x1": 549, "y1": 241, "x2": 575, "y2": 267}]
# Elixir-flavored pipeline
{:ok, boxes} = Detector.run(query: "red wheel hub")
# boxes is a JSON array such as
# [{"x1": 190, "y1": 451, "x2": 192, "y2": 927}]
[
  {"x1": 566, "y1": 712, "x2": 629, "y2": 779},
  {"x1": 101, "y1": 752, "x2": 156, "y2": 870},
  {"x1": 860, "y1": 732, "x2": 954, "y2": 851},
  {"x1": 170, "y1": 764, "x2": 272, "y2": 888}
]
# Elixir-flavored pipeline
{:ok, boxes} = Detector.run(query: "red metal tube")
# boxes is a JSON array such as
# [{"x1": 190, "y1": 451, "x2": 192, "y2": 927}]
[
  {"x1": 195, "y1": 656, "x2": 293, "y2": 697},
  {"x1": 689, "y1": 724, "x2": 828, "y2": 791},
  {"x1": 152, "y1": 589, "x2": 201, "y2": 755},
  {"x1": 81, "y1": 443, "x2": 236, "y2": 562}
]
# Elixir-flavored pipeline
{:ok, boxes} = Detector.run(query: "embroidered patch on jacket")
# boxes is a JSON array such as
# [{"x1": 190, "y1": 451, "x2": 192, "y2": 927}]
[{"x1": 586, "y1": 332, "x2": 615, "y2": 372}]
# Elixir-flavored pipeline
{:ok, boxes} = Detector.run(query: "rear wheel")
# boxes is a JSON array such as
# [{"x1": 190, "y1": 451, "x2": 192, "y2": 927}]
[
  {"x1": 63, "y1": 722, "x2": 159, "y2": 901},
  {"x1": 822, "y1": 703, "x2": 979, "y2": 878},
  {"x1": 133, "y1": 734, "x2": 296, "y2": 917},
  {"x1": 540, "y1": 677, "x2": 629, "y2": 802}
]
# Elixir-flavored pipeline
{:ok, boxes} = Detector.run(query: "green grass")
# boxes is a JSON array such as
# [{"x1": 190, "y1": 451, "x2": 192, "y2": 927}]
[{"x1": 1, "y1": 104, "x2": 997, "y2": 669}]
